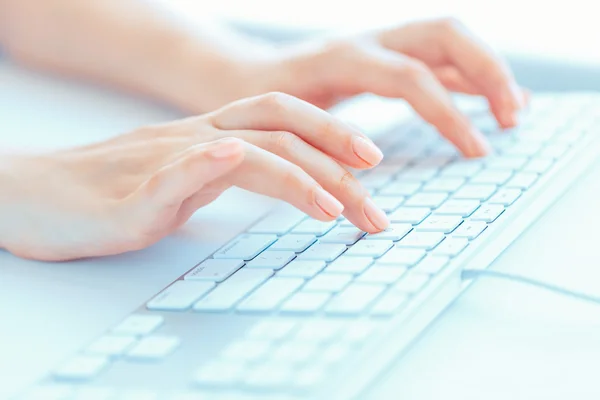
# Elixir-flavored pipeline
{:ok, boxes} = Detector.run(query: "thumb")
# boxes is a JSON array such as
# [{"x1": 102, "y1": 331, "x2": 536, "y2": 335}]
[{"x1": 129, "y1": 137, "x2": 245, "y2": 215}]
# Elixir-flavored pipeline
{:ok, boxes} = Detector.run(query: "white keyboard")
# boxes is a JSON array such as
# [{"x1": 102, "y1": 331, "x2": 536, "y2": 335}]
[{"x1": 20, "y1": 93, "x2": 600, "y2": 400}]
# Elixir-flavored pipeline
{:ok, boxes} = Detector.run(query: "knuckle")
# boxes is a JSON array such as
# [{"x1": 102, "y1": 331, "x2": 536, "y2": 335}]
[
  {"x1": 434, "y1": 17, "x2": 465, "y2": 34},
  {"x1": 270, "y1": 130, "x2": 301, "y2": 153},
  {"x1": 258, "y1": 91, "x2": 295, "y2": 112},
  {"x1": 337, "y1": 170, "x2": 358, "y2": 193},
  {"x1": 280, "y1": 164, "x2": 305, "y2": 192},
  {"x1": 398, "y1": 60, "x2": 430, "y2": 81}
]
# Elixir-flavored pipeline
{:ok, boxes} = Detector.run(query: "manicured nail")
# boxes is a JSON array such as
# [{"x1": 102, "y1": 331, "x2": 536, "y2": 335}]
[
  {"x1": 315, "y1": 188, "x2": 344, "y2": 217},
  {"x1": 353, "y1": 137, "x2": 384, "y2": 166},
  {"x1": 209, "y1": 139, "x2": 242, "y2": 159},
  {"x1": 364, "y1": 197, "x2": 389, "y2": 231}
]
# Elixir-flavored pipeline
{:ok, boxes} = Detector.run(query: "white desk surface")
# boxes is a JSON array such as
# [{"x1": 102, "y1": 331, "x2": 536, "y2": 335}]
[{"x1": 2, "y1": 58, "x2": 600, "y2": 400}]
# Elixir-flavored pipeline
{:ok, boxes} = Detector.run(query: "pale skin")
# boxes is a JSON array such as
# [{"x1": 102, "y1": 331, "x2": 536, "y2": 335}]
[{"x1": 0, "y1": 0, "x2": 527, "y2": 261}]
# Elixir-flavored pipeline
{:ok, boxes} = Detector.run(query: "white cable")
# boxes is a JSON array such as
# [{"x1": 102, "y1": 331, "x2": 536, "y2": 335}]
[{"x1": 461, "y1": 269, "x2": 600, "y2": 305}]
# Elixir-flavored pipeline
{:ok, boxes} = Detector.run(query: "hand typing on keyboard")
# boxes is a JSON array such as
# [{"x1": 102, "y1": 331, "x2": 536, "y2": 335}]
[{"x1": 1, "y1": 6, "x2": 529, "y2": 261}]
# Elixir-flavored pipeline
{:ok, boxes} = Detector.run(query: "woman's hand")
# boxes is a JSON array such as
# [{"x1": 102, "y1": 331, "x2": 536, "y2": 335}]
[
  {"x1": 0, "y1": 93, "x2": 388, "y2": 261},
  {"x1": 245, "y1": 19, "x2": 527, "y2": 157}
]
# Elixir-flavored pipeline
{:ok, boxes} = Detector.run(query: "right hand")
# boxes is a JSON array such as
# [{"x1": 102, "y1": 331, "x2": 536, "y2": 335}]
[{"x1": 0, "y1": 92, "x2": 390, "y2": 261}]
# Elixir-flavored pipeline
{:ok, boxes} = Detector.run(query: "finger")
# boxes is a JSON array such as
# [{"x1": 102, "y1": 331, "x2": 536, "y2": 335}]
[
  {"x1": 433, "y1": 66, "x2": 482, "y2": 95},
  {"x1": 356, "y1": 49, "x2": 490, "y2": 157},
  {"x1": 230, "y1": 129, "x2": 389, "y2": 232},
  {"x1": 210, "y1": 92, "x2": 384, "y2": 169},
  {"x1": 218, "y1": 139, "x2": 347, "y2": 223},
  {"x1": 126, "y1": 138, "x2": 244, "y2": 232},
  {"x1": 431, "y1": 19, "x2": 524, "y2": 128}
]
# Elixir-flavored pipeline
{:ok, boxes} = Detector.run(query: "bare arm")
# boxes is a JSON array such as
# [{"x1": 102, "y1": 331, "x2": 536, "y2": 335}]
[{"x1": 0, "y1": 0, "x2": 277, "y2": 112}]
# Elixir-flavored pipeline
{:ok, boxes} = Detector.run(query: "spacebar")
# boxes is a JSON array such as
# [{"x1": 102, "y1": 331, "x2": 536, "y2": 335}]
[{"x1": 192, "y1": 269, "x2": 273, "y2": 312}]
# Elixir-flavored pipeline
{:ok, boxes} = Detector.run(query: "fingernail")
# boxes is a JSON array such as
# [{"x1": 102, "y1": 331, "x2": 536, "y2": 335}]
[
  {"x1": 364, "y1": 197, "x2": 389, "y2": 231},
  {"x1": 315, "y1": 188, "x2": 344, "y2": 217},
  {"x1": 209, "y1": 138, "x2": 242, "y2": 159},
  {"x1": 353, "y1": 137, "x2": 384, "y2": 166}
]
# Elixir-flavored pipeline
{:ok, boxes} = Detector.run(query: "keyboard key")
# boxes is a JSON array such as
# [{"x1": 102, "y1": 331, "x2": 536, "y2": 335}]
[
  {"x1": 435, "y1": 199, "x2": 480, "y2": 217},
  {"x1": 502, "y1": 142, "x2": 543, "y2": 156},
  {"x1": 422, "y1": 177, "x2": 465, "y2": 193},
  {"x1": 433, "y1": 238, "x2": 469, "y2": 257},
  {"x1": 245, "y1": 250, "x2": 296, "y2": 270},
  {"x1": 247, "y1": 320, "x2": 297, "y2": 340},
  {"x1": 453, "y1": 221, "x2": 487, "y2": 239},
  {"x1": 340, "y1": 321, "x2": 379, "y2": 344},
  {"x1": 325, "y1": 283, "x2": 386, "y2": 315},
  {"x1": 326, "y1": 256, "x2": 374, "y2": 274},
  {"x1": 292, "y1": 219, "x2": 337, "y2": 236},
  {"x1": 303, "y1": 273, "x2": 353, "y2": 292},
  {"x1": 404, "y1": 192, "x2": 448, "y2": 208},
  {"x1": 378, "y1": 181, "x2": 422, "y2": 196},
  {"x1": 146, "y1": 281, "x2": 215, "y2": 311},
  {"x1": 244, "y1": 363, "x2": 292, "y2": 388},
  {"x1": 294, "y1": 320, "x2": 345, "y2": 342},
  {"x1": 126, "y1": 335, "x2": 180, "y2": 360},
  {"x1": 236, "y1": 277, "x2": 304, "y2": 312},
  {"x1": 488, "y1": 188, "x2": 522, "y2": 206},
  {"x1": 412, "y1": 255, "x2": 450, "y2": 274},
  {"x1": 277, "y1": 259, "x2": 325, "y2": 278},
  {"x1": 471, "y1": 204, "x2": 505, "y2": 222},
  {"x1": 185, "y1": 259, "x2": 244, "y2": 283},
  {"x1": 248, "y1": 207, "x2": 305, "y2": 234},
  {"x1": 280, "y1": 292, "x2": 331, "y2": 313},
  {"x1": 524, "y1": 159, "x2": 554, "y2": 174},
  {"x1": 360, "y1": 171, "x2": 394, "y2": 189},
  {"x1": 53, "y1": 355, "x2": 109, "y2": 380},
  {"x1": 269, "y1": 234, "x2": 316, "y2": 252},
  {"x1": 453, "y1": 184, "x2": 497, "y2": 201},
  {"x1": 214, "y1": 234, "x2": 277, "y2": 260},
  {"x1": 357, "y1": 265, "x2": 407, "y2": 284},
  {"x1": 365, "y1": 224, "x2": 412, "y2": 241},
  {"x1": 271, "y1": 342, "x2": 319, "y2": 364},
  {"x1": 397, "y1": 166, "x2": 439, "y2": 182},
  {"x1": 470, "y1": 170, "x2": 513, "y2": 185},
  {"x1": 194, "y1": 361, "x2": 244, "y2": 386},
  {"x1": 506, "y1": 172, "x2": 538, "y2": 189},
  {"x1": 222, "y1": 340, "x2": 271, "y2": 361},
  {"x1": 372, "y1": 195, "x2": 405, "y2": 213},
  {"x1": 378, "y1": 248, "x2": 426, "y2": 266},
  {"x1": 389, "y1": 207, "x2": 430, "y2": 224},
  {"x1": 370, "y1": 291, "x2": 409, "y2": 316},
  {"x1": 293, "y1": 365, "x2": 328, "y2": 389},
  {"x1": 298, "y1": 243, "x2": 347, "y2": 262},
  {"x1": 193, "y1": 269, "x2": 273, "y2": 312},
  {"x1": 112, "y1": 315, "x2": 164, "y2": 336},
  {"x1": 440, "y1": 160, "x2": 483, "y2": 177},
  {"x1": 417, "y1": 215, "x2": 463, "y2": 233},
  {"x1": 116, "y1": 390, "x2": 158, "y2": 400},
  {"x1": 396, "y1": 231, "x2": 445, "y2": 250},
  {"x1": 539, "y1": 143, "x2": 569, "y2": 159},
  {"x1": 86, "y1": 335, "x2": 137, "y2": 357},
  {"x1": 344, "y1": 240, "x2": 394, "y2": 258},
  {"x1": 320, "y1": 343, "x2": 353, "y2": 364},
  {"x1": 319, "y1": 227, "x2": 366, "y2": 245},
  {"x1": 392, "y1": 273, "x2": 430, "y2": 294},
  {"x1": 485, "y1": 156, "x2": 528, "y2": 171}
]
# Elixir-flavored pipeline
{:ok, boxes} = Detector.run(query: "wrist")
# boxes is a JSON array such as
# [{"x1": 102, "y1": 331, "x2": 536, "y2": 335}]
[{"x1": 151, "y1": 32, "x2": 286, "y2": 113}]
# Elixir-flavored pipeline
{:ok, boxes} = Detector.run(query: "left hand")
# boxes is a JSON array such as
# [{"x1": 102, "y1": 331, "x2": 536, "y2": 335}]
[{"x1": 206, "y1": 18, "x2": 527, "y2": 157}]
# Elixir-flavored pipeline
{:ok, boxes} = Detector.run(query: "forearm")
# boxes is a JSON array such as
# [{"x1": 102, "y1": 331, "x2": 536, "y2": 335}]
[{"x1": 0, "y1": 0, "x2": 278, "y2": 112}]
